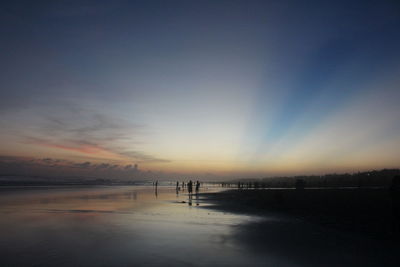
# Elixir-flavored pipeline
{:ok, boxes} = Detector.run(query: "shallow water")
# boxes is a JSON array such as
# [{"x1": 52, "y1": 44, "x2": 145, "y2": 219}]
[{"x1": 0, "y1": 185, "x2": 288, "y2": 267}]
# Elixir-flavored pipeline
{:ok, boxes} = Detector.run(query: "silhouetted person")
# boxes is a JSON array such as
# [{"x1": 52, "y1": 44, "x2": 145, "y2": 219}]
[
  {"x1": 176, "y1": 181, "x2": 180, "y2": 195},
  {"x1": 195, "y1": 180, "x2": 200, "y2": 193},
  {"x1": 188, "y1": 180, "x2": 193, "y2": 194},
  {"x1": 390, "y1": 176, "x2": 400, "y2": 234}
]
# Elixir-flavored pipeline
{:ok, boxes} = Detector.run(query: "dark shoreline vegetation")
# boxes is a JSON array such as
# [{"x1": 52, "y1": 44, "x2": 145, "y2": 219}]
[{"x1": 223, "y1": 169, "x2": 400, "y2": 189}]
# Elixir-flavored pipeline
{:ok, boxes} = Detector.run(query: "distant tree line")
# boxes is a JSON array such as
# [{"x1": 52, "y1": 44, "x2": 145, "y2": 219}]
[{"x1": 221, "y1": 169, "x2": 400, "y2": 189}]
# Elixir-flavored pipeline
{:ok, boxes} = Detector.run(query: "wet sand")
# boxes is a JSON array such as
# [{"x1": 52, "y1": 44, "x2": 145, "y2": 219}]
[
  {"x1": 200, "y1": 188, "x2": 400, "y2": 266},
  {"x1": 1, "y1": 186, "x2": 398, "y2": 266},
  {"x1": 0, "y1": 185, "x2": 284, "y2": 266}
]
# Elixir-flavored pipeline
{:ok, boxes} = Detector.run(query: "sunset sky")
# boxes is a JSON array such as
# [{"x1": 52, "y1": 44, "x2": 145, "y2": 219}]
[{"x1": 1, "y1": 0, "x2": 399, "y2": 180}]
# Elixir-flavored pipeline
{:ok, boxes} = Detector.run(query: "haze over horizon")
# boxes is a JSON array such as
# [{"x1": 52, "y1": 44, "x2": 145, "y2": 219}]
[{"x1": 1, "y1": 0, "x2": 399, "y2": 180}]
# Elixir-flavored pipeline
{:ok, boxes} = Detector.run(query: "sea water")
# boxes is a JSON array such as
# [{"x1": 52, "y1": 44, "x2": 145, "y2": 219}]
[{"x1": 0, "y1": 185, "x2": 286, "y2": 267}]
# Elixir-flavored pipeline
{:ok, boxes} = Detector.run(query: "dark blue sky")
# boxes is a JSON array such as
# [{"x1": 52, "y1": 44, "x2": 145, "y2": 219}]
[{"x1": 0, "y1": 0, "x2": 399, "y2": 178}]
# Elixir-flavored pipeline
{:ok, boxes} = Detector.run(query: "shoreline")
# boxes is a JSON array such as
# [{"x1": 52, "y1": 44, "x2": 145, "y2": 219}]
[
  {"x1": 198, "y1": 188, "x2": 400, "y2": 266},
  {"x1": 199, "y1": 188, "x2": 398, "y2": 239}
]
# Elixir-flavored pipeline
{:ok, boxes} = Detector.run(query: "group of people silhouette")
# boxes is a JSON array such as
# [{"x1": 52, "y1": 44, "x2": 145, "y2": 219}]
[
  {"x1": 153, "y1": 180, "x2": 201, "y2": 196},
  {"x1": 176, "y1": 180, "x2": 200, "y2": 195},
  {"x1": 152, "y1": 180, "x2": 201, "y2": 206}
]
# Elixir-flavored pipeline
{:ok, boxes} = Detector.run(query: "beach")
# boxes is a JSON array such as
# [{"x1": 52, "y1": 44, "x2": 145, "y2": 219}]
[
  {"x1": 0, "y1": 185, "x2": 398, "y2": 266},
  {"x1": 0, "y1": 185, "x2": 278, "y2": 267},
  {"x1": 201, "y1": 188, "x2": 400, "y2": 266}
]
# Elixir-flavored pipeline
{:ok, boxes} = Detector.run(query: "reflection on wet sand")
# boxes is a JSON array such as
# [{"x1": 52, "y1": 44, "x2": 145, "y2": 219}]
[
  {"x1": 4, "y1": 185, "x2": 395, "y2": 266},
  {"x1": 0, "y1": 186, "x2": 269, "y2": 267}
]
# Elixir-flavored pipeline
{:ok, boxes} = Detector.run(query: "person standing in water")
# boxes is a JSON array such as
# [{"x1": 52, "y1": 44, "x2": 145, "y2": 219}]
[
  {"x1": 154, "y1": 180, "x2": 158, "y2": 198},
  {"x1": 188, "y1": 180, "x2": 193, "y2": 194},
  {"x1": 195, "y1": 180, "x2": 200, "y2": 193}
]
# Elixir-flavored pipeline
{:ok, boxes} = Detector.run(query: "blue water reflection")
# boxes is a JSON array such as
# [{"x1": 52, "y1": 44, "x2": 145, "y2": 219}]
[{"x1": 0, "y1": 186, "x2": 278, "y2": 267}]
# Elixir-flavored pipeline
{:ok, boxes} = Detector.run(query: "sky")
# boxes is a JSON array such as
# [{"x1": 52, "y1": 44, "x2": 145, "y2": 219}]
[{"x1": 0, "y1": 0, "x2": 399, "y2": 180}]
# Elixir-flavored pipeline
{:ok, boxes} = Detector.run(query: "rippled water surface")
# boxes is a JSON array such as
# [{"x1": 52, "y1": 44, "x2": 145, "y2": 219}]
[{"x1": 0, "y1": 185, "x2": 281, "y2": 267}]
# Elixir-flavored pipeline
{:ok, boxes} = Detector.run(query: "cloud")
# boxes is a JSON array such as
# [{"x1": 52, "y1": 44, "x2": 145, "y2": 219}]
[
  {"x1": 120, "y1": 151, "x2": 171, "y2": 163},
  {"x1": 17, "y1": 106, "x2": 170, "y2": 163},
  {"x1": 72, "y1": 161, "x2": 91, "y2": 169},
  {"x1": 95, "y1": 163, "x2": 111, "y2": 170},
  {"x1": 24, "y1": 136, "x2": 111, "y2": 155},
  {"x1": 124, "y1": 164, "x2": 138, "y2": 170},
  {"x1": 42, "y1": 110, "x2": 135, "y2": 143},
  {"x1": 0, "y1": 155, "x2": 145, "y2": 178},
  {"x1": 0, "y1": 156, "x2": 70, "y2": 173}
]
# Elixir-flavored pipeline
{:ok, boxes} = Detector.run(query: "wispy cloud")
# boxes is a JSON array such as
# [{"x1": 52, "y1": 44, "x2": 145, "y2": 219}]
[
  {"x1": 119, "y1": 151, "x2": 171, "y2": 163},
  {"x1": 18, "y1": 106, "x2": 170, "y2": 164},
  {"x1": 0, "y1": 155, "x2": 139, "y2": 172},
  {"x1": 24, "y1": 137, "x2": 111, "y2": 155}
]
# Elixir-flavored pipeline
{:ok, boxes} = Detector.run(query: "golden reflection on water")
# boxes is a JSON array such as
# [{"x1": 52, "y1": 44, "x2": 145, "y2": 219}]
[{"x1": 0, "y1": 186, "x2": 174, "y2": 213}]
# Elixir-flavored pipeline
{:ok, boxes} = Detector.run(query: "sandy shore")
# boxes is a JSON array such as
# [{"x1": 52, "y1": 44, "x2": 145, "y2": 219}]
[
  {"x1": 201, "y1": 188, "x2": 397, "y2": 236},
  {"x1": 199, "y1": 188, "x2": 400, "y2": 266}
]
